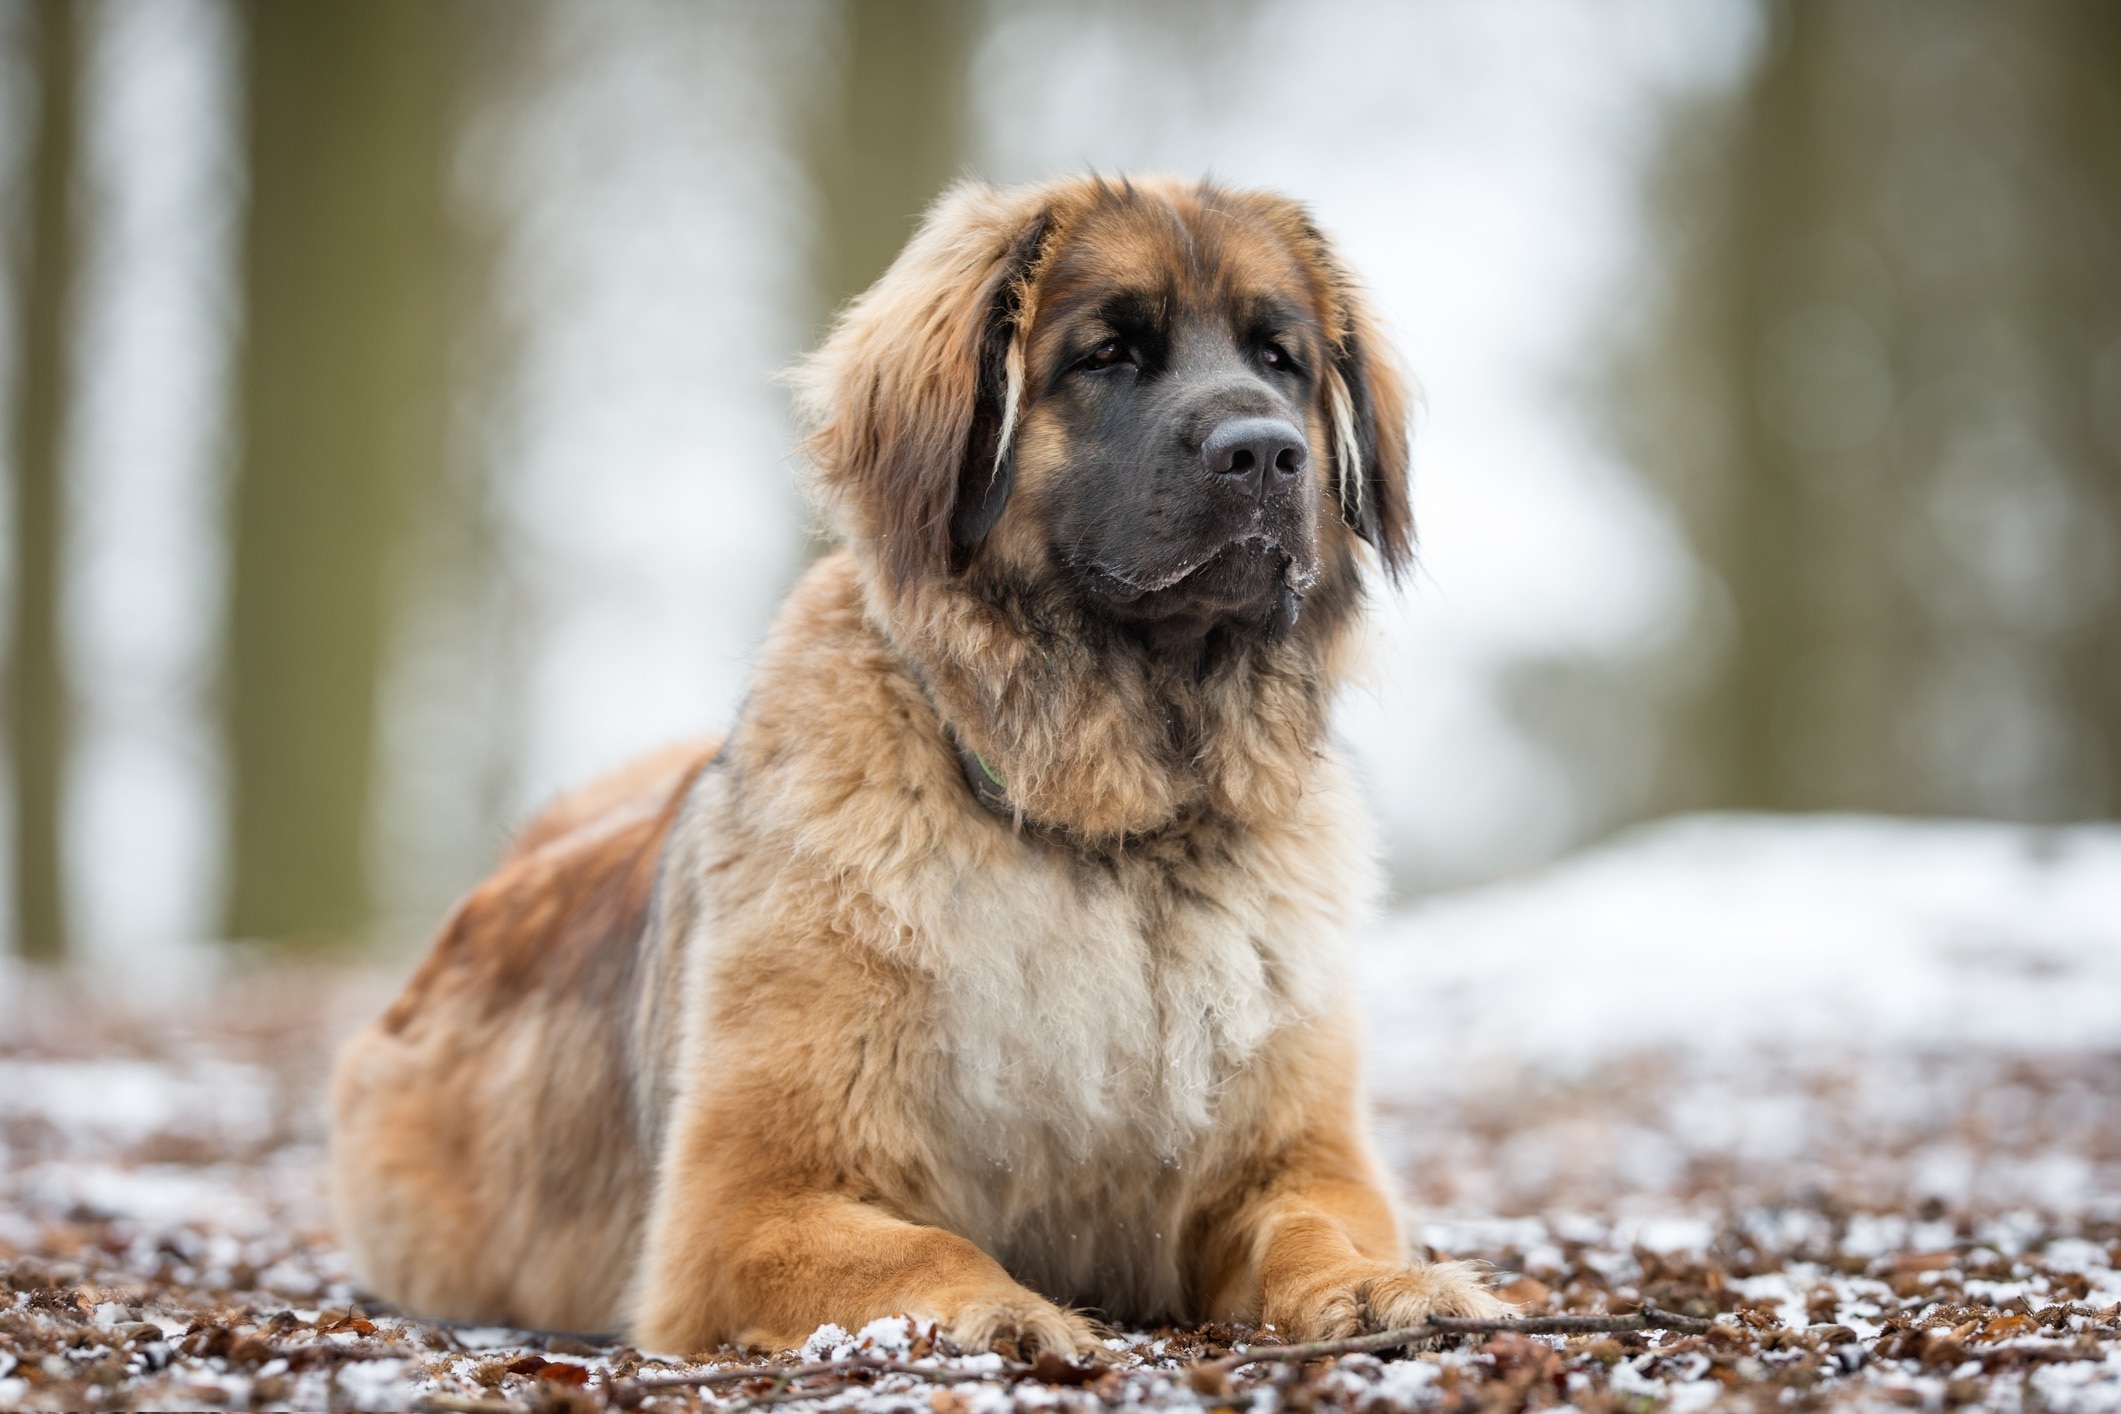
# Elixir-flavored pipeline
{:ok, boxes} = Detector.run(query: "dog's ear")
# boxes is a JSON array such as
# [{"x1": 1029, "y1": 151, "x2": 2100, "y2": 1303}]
[
  {"x1": 794, "y1": 184, "x2": 1051, "y2": 590},
  {"x1": 1322, "y1": 276, "x2": 1415, "y2": 581}
]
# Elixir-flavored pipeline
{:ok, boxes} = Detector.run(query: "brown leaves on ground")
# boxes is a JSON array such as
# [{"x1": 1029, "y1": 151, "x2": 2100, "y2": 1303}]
[
  {"x1": 13, "y1": 1190, "x2": 2121, "y2": 1409},
  {"x1": 9, "y1": 969, "x2": 2121, "y2": 1409}
]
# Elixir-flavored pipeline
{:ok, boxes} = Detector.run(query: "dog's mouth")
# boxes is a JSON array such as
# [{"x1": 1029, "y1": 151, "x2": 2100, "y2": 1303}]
[{"x1": 1075, "y1": 533, "x2": 1319, "y2": 619}]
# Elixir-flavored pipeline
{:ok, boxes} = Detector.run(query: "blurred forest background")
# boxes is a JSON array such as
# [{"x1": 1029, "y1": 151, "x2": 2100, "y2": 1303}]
[{"x1": 0, "y1": 0, "x2": 2116, "y2": 961}]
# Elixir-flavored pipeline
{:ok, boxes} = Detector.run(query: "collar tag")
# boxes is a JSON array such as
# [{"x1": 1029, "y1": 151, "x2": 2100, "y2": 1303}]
[{"x1": 954, "y1": 738, "x2": 1023, "y2": 833}]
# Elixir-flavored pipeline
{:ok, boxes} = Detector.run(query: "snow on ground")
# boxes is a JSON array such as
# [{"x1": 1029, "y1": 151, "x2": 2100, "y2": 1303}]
[
  {"x1": 4, "y1": 812, "x2": 2121, "y2": 1410},
  {"x1": 1362, "y1": 812, "x2": 2121, "y2": 1077}
]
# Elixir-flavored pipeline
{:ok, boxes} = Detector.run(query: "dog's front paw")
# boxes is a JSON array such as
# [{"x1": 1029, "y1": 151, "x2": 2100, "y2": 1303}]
[
  {"x1": 1264, "y1": 1259, "x2": 1511, "y2": 1340},
  {"x1": 939, "y1": 1292, "x2": 1099, "y2": 1362},
  {"x1": 1360, "y1": 1259, "x2": 1513, "y2": 1328}
]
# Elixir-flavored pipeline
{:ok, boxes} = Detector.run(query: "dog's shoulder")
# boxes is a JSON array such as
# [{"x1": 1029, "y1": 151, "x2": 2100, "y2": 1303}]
[{"x1": 713, "y1": 552, "x2": 1001, "y2": 883}]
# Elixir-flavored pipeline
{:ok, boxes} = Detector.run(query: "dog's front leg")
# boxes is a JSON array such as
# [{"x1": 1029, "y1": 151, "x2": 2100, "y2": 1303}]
[
  {"x1": 633, "y1": 1179, "x2": 1095, "y2": 1360},
  {"x1": 1194, "y1": 1129, "x2": 1510, "y2": 1340}
]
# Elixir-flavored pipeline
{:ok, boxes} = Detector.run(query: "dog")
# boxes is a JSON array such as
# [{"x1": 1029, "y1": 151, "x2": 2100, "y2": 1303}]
[{"x1": 331, "y1": 174, "x2": 1508, "y2": 1357}]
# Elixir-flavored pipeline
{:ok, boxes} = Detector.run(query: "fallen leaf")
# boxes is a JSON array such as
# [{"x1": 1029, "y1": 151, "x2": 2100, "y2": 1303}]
[
  {"x1": 538, "y1": 1362, "x2": 591, "y2": 1388},
  {"x1": 1185, "y1": 1363, "x2": 1231, "y2": 1397},
  {"x1": 1980, "y1": 1314, "x2": 2037, "y2": 1341},
  {"x1": 1497, "y1": 1276, "x2": 1551, "y2": 1307},
  {"x1": 1892, "y1": 1252, "x2": 1957, "y2": 1274},
  {"x1": 1027, "y1": 1351, "x2": 1097, "y2": 1386}
]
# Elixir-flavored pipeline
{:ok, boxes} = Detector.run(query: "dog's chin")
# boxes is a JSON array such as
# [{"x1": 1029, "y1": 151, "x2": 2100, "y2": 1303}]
[{"x1": 1078, "y1": 535, "x2": 1319, "y2": 634}]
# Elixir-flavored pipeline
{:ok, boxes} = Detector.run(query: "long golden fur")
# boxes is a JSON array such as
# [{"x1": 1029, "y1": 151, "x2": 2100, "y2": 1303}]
[{"x1": 331, "y1": 174, "x2": 1507, "y2": 1357}]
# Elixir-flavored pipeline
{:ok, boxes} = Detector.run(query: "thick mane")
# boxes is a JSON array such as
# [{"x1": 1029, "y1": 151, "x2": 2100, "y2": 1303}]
[
  {"x1": 795, "y1": 174, "x2": 1409, "y2": 843},
  {"x1": 874, "y1": 545, "x2": 1361, "y2": 845}
]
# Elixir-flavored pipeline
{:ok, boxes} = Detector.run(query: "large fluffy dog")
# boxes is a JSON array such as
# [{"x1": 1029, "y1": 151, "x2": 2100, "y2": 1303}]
[{"x1": 331, "y1": 174, "x2": 1506, "y2": 1357}]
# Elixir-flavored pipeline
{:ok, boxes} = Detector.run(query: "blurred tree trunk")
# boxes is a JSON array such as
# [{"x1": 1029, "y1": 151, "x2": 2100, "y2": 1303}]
[
  {"x1": 224, "y1": 1, "x2": 450, "y2": 944},
  {"x1": 810, "y1": 0, "x2": 979, "y2": 332},
  {"x1": 799, "y1": 0, "x2": 978, "y2": 566},
  {"x1": 8, "y1": 0, "x2": 80, "y2": 960},
  {"x1": 2050, "y1": 2, "x2": 2121, "y2": 817},
  {"x1": 1620, "y1": 0, "x2": 2121, "y2": 821},
  {"x1": 1700, "y1": 1, "x2": 1921, "y2": 812}
]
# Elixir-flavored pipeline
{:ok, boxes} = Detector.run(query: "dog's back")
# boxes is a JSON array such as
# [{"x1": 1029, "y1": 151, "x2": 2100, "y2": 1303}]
[{"x1": 329, "y1": 740, "x2": 717, "y2": 1333}]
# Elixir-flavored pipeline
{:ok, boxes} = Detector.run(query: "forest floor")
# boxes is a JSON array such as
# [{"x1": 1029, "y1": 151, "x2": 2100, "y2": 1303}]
[{"x1": 4, "y1": 814, "x2": 2121, "y2": 1412}]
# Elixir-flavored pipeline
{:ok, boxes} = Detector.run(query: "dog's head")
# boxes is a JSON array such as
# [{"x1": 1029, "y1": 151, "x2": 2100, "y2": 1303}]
[{"x1": 797, "y1": 175, "x2": 1412, "y2": 641}]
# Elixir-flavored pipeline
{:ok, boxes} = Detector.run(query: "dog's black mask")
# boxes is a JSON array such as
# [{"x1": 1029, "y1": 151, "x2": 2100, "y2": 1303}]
[
  {"x1": 1039, "y1": 280, "x2": 1326, "y2": 640},
  {"x1": 944, "y1": 212, "x2": 1331, "y2": 641},
  {"x1": 931, "y1": 186, "x2": 1412, "y2": 645}
]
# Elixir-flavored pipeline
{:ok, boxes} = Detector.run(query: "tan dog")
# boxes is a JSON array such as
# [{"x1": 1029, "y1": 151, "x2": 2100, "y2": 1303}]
[{"x1": 331, "y1": 174, "x2": 1507, "y2": 1357}]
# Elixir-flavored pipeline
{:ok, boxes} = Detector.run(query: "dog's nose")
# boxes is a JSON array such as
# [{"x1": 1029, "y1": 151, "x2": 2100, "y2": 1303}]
[{"x1": 1201, "y1": 418, "x2": 1306, "y2": 496}]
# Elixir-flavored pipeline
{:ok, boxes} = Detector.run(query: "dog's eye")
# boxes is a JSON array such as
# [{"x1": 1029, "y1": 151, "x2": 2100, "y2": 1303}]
[
  {"x1": 1083, "y1": 337, "x2": 1130, "y2": 370},
  {"x1": 1261, "y1": 342, "x2": 1292, "y2": 371}
]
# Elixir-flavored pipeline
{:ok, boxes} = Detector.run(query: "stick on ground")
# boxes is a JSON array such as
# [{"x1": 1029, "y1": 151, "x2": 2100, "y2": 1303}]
[
  {"x1": 606, "y1": 1309, "x2": 1720, "y2": 1407},
  {"x1": 610, "y1": 1354, "x2": 1031, "y2": 1408},
  {"x1": 1205, "y1": 1306, "x2": 1717, "y2": 1374}
]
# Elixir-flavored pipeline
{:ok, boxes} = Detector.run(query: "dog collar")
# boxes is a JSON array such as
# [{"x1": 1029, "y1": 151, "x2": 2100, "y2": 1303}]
[
  {"x1": 951, "y1": 732, "x2": 1025, "y2": 832},
  {"x1": 892, "y1": 648, "x2": 1032, "y2": 834}
]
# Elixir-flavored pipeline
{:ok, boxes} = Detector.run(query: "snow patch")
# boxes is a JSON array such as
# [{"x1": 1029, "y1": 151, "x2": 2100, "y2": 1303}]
[{"x1": 1362, "y1": 814, "x2": 2121, "y2": 1090}]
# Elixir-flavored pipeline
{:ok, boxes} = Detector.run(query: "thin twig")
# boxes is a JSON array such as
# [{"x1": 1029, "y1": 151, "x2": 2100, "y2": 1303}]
[
  {"x1": 1428, "y1": 1307, "x2": 1715, "y2": 1337},
  {"x1": 609, "y1": 1354, "x2": 1030, "y2": 1408},
  {"x1": 625, "y1": 1357, "x2": 875, "y2": 1392},
  {"x1": 270, "y1": 1337, "x2": 403, "y2": 1363},
  {"x1": 612, "y1": 1309, "x2": 1721, "y2": 1407},
  {"x1": 1206, "y1": 1306, "x2": 1717, "y2": 1374},
  {"x1": 414, "y1": 1396, "x2": 528, "y2": 1414}
]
